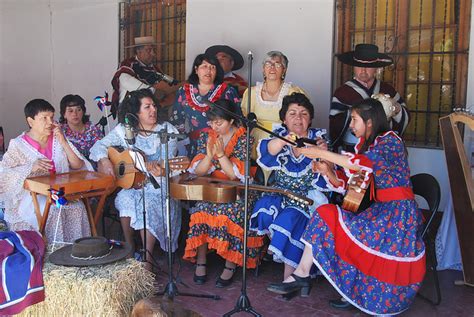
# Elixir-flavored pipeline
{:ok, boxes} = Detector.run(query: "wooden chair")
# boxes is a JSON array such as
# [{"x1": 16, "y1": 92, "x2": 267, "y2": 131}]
[{"x1": 411, "y1": 173, "x2": 442, "y2": 305}]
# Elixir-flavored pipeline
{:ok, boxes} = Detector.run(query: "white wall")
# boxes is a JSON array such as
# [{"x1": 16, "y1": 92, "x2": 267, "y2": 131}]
[
  {"x1": 186, "y1": 0, "x2": 335, "y2": 130},
  {"x1": 0, "y1": 0, "x2": 118, "y2": 143},
  {"x1": 50, "y1": 0, "x2": 118, "y2": 124},
  {"x1": 0, "y1": 0, "x2": 53, "y2": 142}
]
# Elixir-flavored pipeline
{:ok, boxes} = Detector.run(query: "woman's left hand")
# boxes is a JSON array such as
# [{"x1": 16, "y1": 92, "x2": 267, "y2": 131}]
[
  {"x1": 312, "y1": 160, "x2": 333, "y2": 175},
  {"x1": 214, "y1": 137, "x2": 225, "y2": 158},
  {"x1": 52, "y1": 123, "x2": 67, "y2": 145},
  {"x1": 316, "y1": 137, "x2": 328, "y2": 151},
  {"x1": 146, "y1": 161, "x2": 163, "y2": 177}
]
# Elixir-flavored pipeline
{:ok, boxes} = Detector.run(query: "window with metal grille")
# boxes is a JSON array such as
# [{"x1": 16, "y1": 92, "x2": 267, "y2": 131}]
[
  {"x1": 334, "y1": 0, "x2": 471, "y2": 147},
  {"x1": 119, "y1": 0, "x2": 186, "y2": 82}
]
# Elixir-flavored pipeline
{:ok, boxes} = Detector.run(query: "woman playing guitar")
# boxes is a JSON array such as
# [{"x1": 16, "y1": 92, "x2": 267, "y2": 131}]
[
  {"x1": 267, "y1": 98, "x2": 425, "y2": 316},
  {"x1": 90, "y1": 89, "x2": 188, "y2": 271}
]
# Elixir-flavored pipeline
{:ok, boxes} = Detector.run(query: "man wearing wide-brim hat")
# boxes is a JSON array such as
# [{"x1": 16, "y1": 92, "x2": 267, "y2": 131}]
[
  {"x1": 329, "y1": 44, "x2": 410, "y2": 152},
  {"x1": 111, "y1": 36, "x2": 179, "y2": 117},
  {"x1": 205, "y1": 45, "x2": 247, "y2": 97}
]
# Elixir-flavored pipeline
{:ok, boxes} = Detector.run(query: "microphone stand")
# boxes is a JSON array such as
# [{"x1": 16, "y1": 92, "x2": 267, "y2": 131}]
[
  {"x1": 210, "y1": 53, "x2": 313, "y2": 317},
  {"x1": 125, "y1": 142, "x2": 152, "y2": 265},
  {"x1": 96, "y1": 112, "x2": 114, "y2": 135},
  {"x1": 223, "y1": 51, "x2": 261, "y2": 317},
  {"x1": 135, "y1": 127, "x2": 220, "y2": 301}
]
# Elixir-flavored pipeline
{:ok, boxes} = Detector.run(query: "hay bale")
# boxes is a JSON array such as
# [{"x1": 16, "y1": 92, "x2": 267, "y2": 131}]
[{"x1": 19, "y1": 259, "x2": 155, "y2": 317}]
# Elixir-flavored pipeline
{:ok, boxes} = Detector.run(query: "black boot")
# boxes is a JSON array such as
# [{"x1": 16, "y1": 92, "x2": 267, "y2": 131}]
[{"x1": 267, "y1": 273, "x2": 312, "y2": 297}]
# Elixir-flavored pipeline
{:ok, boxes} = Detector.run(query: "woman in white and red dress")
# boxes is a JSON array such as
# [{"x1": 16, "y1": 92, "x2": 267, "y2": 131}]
[
  {"x1": 169, "y1": 53, "x2": 240, "y2": 157},
  {"x1": 267, "y1": 98, "x2": 425, "y2": 315}
]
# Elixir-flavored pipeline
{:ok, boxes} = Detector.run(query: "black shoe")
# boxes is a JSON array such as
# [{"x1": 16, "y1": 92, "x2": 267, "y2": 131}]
[
  {"x1": 193, "y1": 263, "x2": 207, "y2": 285},
  {"x1": 215, "y1": 266, "x2": 236, "y2": 288},
  {"x1": 329, "y1": 298, "x2": 352, "y2": 310},
  {"x1": 262, "y1": 252, "x2": 273, "y2": 262},
  {"x1": 267, "y1": 273, "x2": 312, "y2": 297}
]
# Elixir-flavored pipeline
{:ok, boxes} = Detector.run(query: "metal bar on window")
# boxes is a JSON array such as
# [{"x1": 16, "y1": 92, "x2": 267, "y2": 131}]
[{"x1": 423, "y1": 0, "x2": 437, "y2": 145}]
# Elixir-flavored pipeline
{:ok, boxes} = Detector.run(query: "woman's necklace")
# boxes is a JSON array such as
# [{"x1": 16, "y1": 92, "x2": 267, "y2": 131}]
[
  {"x1": 262, "y1": 81, "x2": 282, "y2": 101},
  {"x1": 138, "y1": 123, "x2": 157, "y2": 137},
  {"x1": 221, "y1": 127, "x2": 235, "y2": 147}
]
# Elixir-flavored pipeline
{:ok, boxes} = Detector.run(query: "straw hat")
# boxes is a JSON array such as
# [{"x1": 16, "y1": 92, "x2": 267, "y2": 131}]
[
  {"x1": 49, "y1": 237, "x2": 132, "y2": 267},
  {"x1": 126, "y1": 36, "x2": 164, "y2": 49},
  {"x1": 337, "y1": 44, "x2": 393, "y2": 68},
  {"x1": 205, "y1": 45, "x2": 244, "y2": 71}
]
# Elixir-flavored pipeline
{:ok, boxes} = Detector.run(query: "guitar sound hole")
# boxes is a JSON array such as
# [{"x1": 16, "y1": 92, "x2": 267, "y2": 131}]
[{"x1": 118, "y1": 163, "x2": 125, "y2": 176}]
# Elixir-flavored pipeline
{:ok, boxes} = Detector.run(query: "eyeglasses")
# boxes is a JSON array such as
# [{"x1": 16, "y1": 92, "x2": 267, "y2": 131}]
[{"x1": 264, "y1": 61, "x2": 284, "y2": 69}]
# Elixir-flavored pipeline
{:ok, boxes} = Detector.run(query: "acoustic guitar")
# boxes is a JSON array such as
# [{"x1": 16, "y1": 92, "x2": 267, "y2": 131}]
[
  {"x1": 341, "y1": 169, "x2": 372, "y2": 213},
  {"x1": 108, "y1": 146, "x2": 189, "y2": 189},
  {"x1": 169, "y1": 173, "x2": 314, "y2": 206}
]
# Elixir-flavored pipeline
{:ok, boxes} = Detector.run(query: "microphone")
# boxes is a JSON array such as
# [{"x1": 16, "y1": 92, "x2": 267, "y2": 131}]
[
  {"x1": 245, "y1": 112, "x2": 257, "y2": 129},
  {"x1": 247, "y1": 112, "x2": 257, "y2": 122},
  {"x1": 156, "y1": 71, "x2": 179, "y2": 86},
  {"x1": 124, "y1": 117, "x2": 136, "y2": 145}
]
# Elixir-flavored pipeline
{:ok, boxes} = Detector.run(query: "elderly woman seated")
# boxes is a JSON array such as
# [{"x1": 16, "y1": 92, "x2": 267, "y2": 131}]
[
  {"x1": 0, "y1": 99, "x2": 92, "y2": 242},
  {"x1": 250, "y1": 93, "x2": 340, "y2": 281}
]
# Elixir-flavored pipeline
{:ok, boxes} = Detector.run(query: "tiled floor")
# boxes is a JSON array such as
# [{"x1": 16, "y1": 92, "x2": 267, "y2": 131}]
[{"x1": 147, "y1": 251, "x2": 474, "y2": 317}]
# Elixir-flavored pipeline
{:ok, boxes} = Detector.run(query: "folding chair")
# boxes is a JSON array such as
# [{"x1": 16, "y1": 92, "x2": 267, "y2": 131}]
[{"x1": 411, "y1": 173, "x2": 442, "y2": 305}]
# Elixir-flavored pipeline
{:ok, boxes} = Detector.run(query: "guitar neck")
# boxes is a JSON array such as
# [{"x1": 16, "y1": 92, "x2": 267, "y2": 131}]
[{"x1": 211, "y1": 178, "x2": 314, "y2": 206}]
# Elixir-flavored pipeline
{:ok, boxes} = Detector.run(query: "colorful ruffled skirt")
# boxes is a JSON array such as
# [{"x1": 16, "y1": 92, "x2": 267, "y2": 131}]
[
  {"x1": 250, "y1": 194, "x2": 310, "y2": 268},
  {"x1": 301, "y1": 202, "x2": 425, "y2": 315},
  {"x1": 183, "y1": 197, "x2": 264, "y2": 268}
]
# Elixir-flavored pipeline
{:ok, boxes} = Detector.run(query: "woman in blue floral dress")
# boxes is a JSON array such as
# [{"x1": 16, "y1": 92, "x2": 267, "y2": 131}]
[
  {"x1": 170, "y1": 53, "x2": 240, "y2": 157},
  {"x1": 250, "y1": 93, "x2": 338, "y2": 281},
  {"x1": 90, "y1": 89, "x2": 182, "y2": 271},
  {"x1": 267, "y1": 98, "x2": 425, "y2": 315},
  {"x1": 183, "y1": 99, "x2": 264, "y2": 288}
]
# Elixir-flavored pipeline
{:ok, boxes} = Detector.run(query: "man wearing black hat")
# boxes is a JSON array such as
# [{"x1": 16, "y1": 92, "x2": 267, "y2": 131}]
[
  {"x1": 330, "y1": 44, "x2": 410, "y2": 152},
  {"x1": 205, "y1": 45, "x2": 247, "y2": 97}
]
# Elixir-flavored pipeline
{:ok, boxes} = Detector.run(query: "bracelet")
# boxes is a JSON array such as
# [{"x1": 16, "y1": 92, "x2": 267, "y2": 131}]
[{"x1": 216, "y1": 153, "x2": 225, "y2": 159}]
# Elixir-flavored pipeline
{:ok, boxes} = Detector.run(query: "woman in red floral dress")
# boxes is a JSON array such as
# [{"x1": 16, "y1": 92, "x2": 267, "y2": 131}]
[
  {"x1": 267, "y1": 98, "x2": 425, "y2": 315},
  {"x1": 170, "y1": 53, "x2": 240, "y2": 157}
]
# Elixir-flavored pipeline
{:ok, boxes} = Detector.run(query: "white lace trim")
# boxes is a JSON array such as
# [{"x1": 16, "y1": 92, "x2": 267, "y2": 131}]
[{"x1": 255, "y1": 81, "x2": 292, "y2": 107}]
